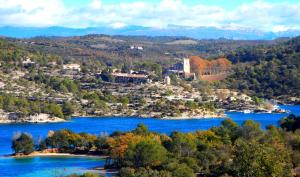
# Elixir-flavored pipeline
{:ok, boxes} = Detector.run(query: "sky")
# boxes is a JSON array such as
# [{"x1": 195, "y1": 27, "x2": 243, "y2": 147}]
[{"x1": 0, "y1": 0, "x2": 299, "y2": 32}]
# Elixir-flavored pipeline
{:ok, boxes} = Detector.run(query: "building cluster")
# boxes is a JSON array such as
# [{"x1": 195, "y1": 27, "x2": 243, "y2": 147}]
[
  {"x1": 112, "y1": 72, "x2": 151, "y2": 84},
  {"x1": 130, "y1": 45, "x2": 143, "y2": 50},
  {"x1": 164, "y1": 58, "x2": 196, "y2": 80},
  {"x1": 62, "y1": 63, "x2": 81, "y2": 72},
  {"x1": 57, "y1": 58, "x2": 196, "y2": 85}
]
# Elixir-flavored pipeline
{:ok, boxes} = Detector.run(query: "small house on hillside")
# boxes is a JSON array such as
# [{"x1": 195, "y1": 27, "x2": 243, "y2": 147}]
[
  {"x1": 22, "y1": 57, "x2": 35, "y2": 67},
  {"x1": 63, "y1": 64, "x2": 81, "y2": 72}
]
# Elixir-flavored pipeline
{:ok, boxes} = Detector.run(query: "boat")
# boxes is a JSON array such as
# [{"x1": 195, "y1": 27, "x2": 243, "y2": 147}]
[{"x1": 243, "y1": 110, "x2": 252, "y2": 114}]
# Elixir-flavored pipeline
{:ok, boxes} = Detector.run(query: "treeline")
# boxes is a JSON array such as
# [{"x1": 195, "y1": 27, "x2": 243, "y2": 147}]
[
  {"x1": 13, "y1": 114, "x2": 300, "y2": 177},
  {"x1": 29, "y1": 73, "x2": 80, "y2": 94},
  {"x1": 0, "y1": 38, "x2": 63, "y2": 71},
  {"x1": 0, "y1": 92, "x2": 65, "y2": 118},
  {"x1": 224, "y1": 37, "x2": 300, "y2": 99},
  {"x1": 0, "y1": 92, "x2": 77, "y2": 119}
]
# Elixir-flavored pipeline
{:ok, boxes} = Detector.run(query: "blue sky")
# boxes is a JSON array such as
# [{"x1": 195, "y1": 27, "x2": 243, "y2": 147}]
[
  {"x1": 63, "y1": 0, "x2": 300, "y2": 9},
  {"x1": 0, "y1": 0, "x2": 299, "y2": 32}
]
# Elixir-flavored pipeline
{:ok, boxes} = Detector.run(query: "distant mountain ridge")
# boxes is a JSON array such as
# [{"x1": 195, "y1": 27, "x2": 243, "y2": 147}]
[{"x1": 1, "y1": 25, "x2": 300, "y2": 40}]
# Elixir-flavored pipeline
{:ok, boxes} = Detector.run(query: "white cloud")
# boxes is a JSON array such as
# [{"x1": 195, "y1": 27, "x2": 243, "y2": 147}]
[
  {"x1": 0, "y1": 0, "x2": 299, "y2": 32},
  {"x1": 111, "y1": 22, "x2": 127, "y2": 29},
  {"x1": 0, "y1": 0, "x2": 66, "y2": 27},
  {"x1": 88, "y1": 0, "x2": 102, "y2": 9}
]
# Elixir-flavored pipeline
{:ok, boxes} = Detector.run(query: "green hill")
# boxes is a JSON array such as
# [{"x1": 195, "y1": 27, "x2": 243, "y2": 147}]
[{"x1": 224, "y1": 37, "x2": 300, "y2": 101}]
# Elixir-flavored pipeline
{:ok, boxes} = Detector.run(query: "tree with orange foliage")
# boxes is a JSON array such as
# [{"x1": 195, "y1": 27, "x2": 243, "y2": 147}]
[
  {"x1": 106, "y1": 133, "x2": 143, "y2": 160},
  {"x1": 189, "y1": 56, "x2": 231, "y2": 77},
  {"x1": 190, "y1": 56, "x2": 211, "y2": 75}
]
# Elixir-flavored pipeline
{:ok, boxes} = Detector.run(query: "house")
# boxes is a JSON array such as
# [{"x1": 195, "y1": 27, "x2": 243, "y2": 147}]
[
  {"x1": 63, "y1": 64, "x2": 81, "y2": 72},
  {"x1": 130, "y1": 45, "x2": 143, "y2": 50},
  {"x1": 137, "y1": 46, "x2": 143, "y2": 50},
  {"x1": 22, "y1": 57, "x2": 35, "y2": 67}
]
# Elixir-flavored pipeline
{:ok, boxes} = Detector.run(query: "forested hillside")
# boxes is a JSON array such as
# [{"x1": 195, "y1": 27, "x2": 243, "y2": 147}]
[
  {"x1": 1, "y1": 35, "x2": 300, "y2": 103},
  {"x1": 224, "y1": 37, "x2": 300, "y2": 100},
  {"x1": 7, "y1": 35, "x2": 280, "y2": 67}
]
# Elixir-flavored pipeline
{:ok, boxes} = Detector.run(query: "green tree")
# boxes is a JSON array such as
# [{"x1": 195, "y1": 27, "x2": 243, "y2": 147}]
[
  {"x1": 120, "y1": 96, "x2": 129, "y2": 108},
  {"x1": 165, "y1": 162, "x2": 195, "y2": 177},
  {"x1": 279, "y1": 114, "x2": 300, "y2": 132},
  {"x1": 62, "y1": 101, "x2": 75, "y2": 117},
  {"x1": 124, "y1": 139, "x2": 167, "y2": 168},
  {"x1": 168, "y1": 132, "x2": 197, "y2": 157},
  {"x1": 132, "y1": 123, "x2": 149, "y2": 136},
  {"x1": 236, "y1": 120, "x2": 263, "y2": 140},
  {"x1": 46, "y1": 129, "x2": 72, "y2": 151},
  {"x1": 213, "y1": 119, "x2": 238, "y2": 144},
  {"x1": 12, "y1": 133, "x2": 35, "y2": 155},
  {"x1": 172, "y1": 164, "x2": 195, "y2": 177},
  {"x1": 232, "y1": 139, "x2": 292, "y2": 177},
  {"x1": 44, "y1": 103, "x2": 64, "y2": 118},
  {"x1": 94, "y1": 136, "x2": 109, "y2": 151}
]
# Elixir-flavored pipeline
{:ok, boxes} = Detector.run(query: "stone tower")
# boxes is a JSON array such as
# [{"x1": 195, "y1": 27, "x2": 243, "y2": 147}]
[{"x1": 183, "y1": 58, "x2": 190, "y2": 73}]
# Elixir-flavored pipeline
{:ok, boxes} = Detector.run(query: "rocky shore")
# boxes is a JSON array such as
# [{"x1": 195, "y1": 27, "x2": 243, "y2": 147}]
[
  {"x1": 0, "y1": 103, "x2": 288, "y2": 124},
  {"x1": 77, "y1": 108, "x2": 226, "y2": 120},
  {"x1": 0, "y1": 110, "x2": 65, "y2": 123}
]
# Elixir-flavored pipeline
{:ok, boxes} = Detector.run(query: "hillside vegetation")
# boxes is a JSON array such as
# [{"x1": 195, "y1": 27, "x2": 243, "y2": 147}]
[
  {"x1": 224, "y1": 37, "x2": 300, "y2": 100},
  {"x1": 0, "y1": 34, "x2": 299, "y2": 118}
]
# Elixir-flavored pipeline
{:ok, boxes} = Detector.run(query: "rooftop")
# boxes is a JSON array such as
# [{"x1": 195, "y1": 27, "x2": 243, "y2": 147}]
[{"x1": 112, "y1": 73, "x2": 148, "y2": 78}]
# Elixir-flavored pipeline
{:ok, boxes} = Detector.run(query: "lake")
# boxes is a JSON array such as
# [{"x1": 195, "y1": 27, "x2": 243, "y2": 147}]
[
  {"x1": 0, "y1": 156, "x2": 104, "y2": 177},
  {"x1": 0, "y1": 105, "x2": 299, "y2": 177}
]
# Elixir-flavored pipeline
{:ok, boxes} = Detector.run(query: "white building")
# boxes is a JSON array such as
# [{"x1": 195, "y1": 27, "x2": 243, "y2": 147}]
[
  {"x1": 22, "y1": 57, "x2": 35, "y2": 65},
  {"x1": 63, "y1": 64, "x2": 81, "y2": 71},
  {"x1": 164, "y1": 76, "x2": 171, "y2": 85},
  {"x1": 130, "y1": 45, "x2": 143, "y2": 50},
  {"x1": 183, "y1": 58, "x2": 191, "y2": 73}
]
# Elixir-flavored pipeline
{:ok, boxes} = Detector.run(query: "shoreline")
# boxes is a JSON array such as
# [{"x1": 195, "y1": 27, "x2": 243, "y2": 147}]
[
  {"x1": 74, "y1": 114, "x2": 226, "y2": 120},
  {"x1": 5, "y1": 151, "x2": 108, "y2": 159},
  {"x1": 0, "y1": 119, "x2": 68, "y2": 124},
  {"x1": 0, "y1": 104, "x2": 296, "y2": 124},
  {"x1": 0, "y1": 113, "x2": 226, "y2": 124},
  {"x1": 160, "y1": 114, "x2": 227, "y2": 120}
]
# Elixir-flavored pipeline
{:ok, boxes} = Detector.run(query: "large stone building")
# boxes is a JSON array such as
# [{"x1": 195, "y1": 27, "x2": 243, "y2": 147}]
[
  {"x1": 99, "y1": 71, "x2": 151, "y2": 84},
  {"x1": 112, "y1": 73, "x2": 151, "y2": 84},
  {"x1": 165, "y1": 58, "x2": 196, "y2": 80}
]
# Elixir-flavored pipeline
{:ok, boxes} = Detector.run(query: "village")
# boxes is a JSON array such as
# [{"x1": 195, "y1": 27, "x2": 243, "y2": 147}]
[{"x1": 0, "y1": 53, "x2": 282, "y2": 123}]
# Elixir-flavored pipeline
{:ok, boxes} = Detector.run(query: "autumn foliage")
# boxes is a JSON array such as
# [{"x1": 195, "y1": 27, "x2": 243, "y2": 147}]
[{"x1": 189, "y1": 56, "x2": 231, "y2": 77}]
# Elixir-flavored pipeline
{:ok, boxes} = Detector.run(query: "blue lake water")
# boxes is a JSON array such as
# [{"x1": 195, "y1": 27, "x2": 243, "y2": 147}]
[
  {"x1": 0, "y1": 156, "x2": 104, "y2": 177},
  {"x1": 0, "y1": 105, "x2": 299, "y2": 177}
]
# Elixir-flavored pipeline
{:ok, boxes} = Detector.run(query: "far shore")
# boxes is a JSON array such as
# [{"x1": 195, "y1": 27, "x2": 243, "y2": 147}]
[
  {"x1": 0, "y1": 118, "x2": 67, "y2": 124},
  {"x1": 74, "y1": 112, "x2": 227, "y2": 120},
  {"x1": 160, "y1": 114, "x2": 227, "y2": 120},
  {"x1": 0, "y1": 104, "x2": 296, "y2": 124}
]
